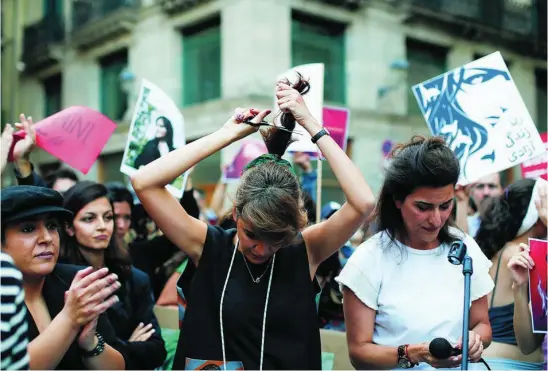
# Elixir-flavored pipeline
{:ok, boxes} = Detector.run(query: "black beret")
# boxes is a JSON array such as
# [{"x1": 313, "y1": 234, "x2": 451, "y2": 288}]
[{"x1": 1, "y1": 186, "x2": 73, "y2": 226}]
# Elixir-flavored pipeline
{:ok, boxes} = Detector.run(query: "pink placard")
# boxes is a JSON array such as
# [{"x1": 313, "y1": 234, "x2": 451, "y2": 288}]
[
  {"x1": 528, "y1": 238, "x2": 547, "y2": 333},
  {"x1": 223, "y1": 140, "x2": 268, "y2": 182},
  {"x1": 8, "y1": 106, "x2": 116, "y2": 174},
  {"x1": 323, "y1": 106, "x2": 350, "y2": 152},
  {"x1": 521, "y1": 132, "x2": 547, "y2": 181}
]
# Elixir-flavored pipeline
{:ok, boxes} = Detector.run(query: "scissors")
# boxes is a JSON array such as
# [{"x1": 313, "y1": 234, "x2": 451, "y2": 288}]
[{"x1": 243, "y1": 117, "x2": 301, "y2": 134}]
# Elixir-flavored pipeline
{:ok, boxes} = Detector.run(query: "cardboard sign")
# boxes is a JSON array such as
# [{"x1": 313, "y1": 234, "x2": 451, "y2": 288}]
[
  {"x1": 121, "y1": 79, "x2": 188, "y2": 198},
  {"x1": 521, "y1": 132, "x2": 547, "y2": 180},
  {"x1": 528, "y1": 238, "x2": 547, "y2": 333},
  {"x1": 222, "y1": 139, "x2": 267, "y2": 183},
  {"x1": 412, "y1": 51, "x2": 544, "y2": 185},
  {"x1": 8, "y1": 106, "x2": 116, "y2": 174},
  {"x1": 275, "y1": 63, "x2": 324, "y2": 154}
]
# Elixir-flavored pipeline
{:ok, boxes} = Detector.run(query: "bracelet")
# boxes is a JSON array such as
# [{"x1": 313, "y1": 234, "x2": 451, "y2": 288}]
[{"x1": 80, "y1": 332, "x2": 105, "y2": 358}]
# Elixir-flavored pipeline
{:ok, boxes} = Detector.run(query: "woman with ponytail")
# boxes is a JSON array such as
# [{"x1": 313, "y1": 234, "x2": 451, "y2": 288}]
[
  {"x1": 475, "y1": 178, "x2": 547, "y2": 370},
  {"x1": 131, "y1": 75, "x2": 375, "y2": 370}
]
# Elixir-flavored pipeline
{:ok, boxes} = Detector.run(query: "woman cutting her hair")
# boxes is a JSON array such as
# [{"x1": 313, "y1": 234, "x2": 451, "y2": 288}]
[{"x1": 131, "y1": 76, "x2": 375, "y2": 370}]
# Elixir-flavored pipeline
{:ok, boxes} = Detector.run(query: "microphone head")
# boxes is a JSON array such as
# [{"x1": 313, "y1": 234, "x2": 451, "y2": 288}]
[
  {"x1": 448, "y1": 241, "x2": 467, "y2": 265},
  {"x1": 429, "y1": 338, "x2": 453, "y2": 359}
]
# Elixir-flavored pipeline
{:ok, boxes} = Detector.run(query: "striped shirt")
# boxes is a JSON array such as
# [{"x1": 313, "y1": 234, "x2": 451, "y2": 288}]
[{"x1": 1, "y1": 253, "x2": 29, "y2": 370}]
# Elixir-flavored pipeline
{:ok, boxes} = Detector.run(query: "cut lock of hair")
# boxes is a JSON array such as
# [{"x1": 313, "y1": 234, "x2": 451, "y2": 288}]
[{"x1": 234, "y1": 73, "x2": 311, "y2": 247}]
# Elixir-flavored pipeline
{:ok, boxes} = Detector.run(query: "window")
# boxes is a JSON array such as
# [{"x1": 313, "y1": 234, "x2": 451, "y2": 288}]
[
  {"x1": 406, "y1": 39, "x2": 447, "y2": 115},
  {"x1": 100, "y1": 50, "x2": 128, "y2": 121},
  {"x1": 474, "y1": 53, "x2": 511, "y2": 68},
  {"x1": 535, "y1": 68, "x2": 547, "y2": 133},
  {"x1": 43, "y1": 0, "x2": 63, "y2": 18},
  {"x1": 44, "y1": 74, "x2": 62, "y2": 117},
  {"x1": 182, "y1": 18, "x2": 221, "y2": 106},
  {"x1": 291, "y1": 12, "x2": 346, "y2": 104}
]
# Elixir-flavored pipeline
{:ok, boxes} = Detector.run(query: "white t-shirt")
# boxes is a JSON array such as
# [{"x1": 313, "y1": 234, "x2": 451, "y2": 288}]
[{"x1": 336, "y1": 227, "x2": 494, "y2": 352}]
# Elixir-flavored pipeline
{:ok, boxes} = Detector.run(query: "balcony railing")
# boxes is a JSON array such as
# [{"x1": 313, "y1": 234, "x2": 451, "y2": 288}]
[
  {"x1": 22, "y1": 14, "x2": 65, "y2": 72},
  {"x1": 406, "y1": 0, "x2": 546, "y2": 58},
  {"x1": 71, "y1": 0, "x2": 140, "y2": 50},
  {"x1": 156, "y1": 0, "x2": 212, "y2": 15}
]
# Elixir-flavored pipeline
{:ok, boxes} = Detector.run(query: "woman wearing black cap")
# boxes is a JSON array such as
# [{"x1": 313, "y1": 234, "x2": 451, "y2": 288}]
[{"x1": 1, "y1": 185, "x2": 126, "y2": 370}]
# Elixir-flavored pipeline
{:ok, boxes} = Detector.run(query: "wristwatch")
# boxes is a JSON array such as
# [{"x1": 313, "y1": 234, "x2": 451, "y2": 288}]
[
  {"x1": 81, "y1": 332, "x2": 105, "y2": 358},
  {"x1": 397, "y1": 345, "x2": 416, "y2": 368},
  {"x1": 311, "y1": 127, "x2": 330, "y2": 144}
]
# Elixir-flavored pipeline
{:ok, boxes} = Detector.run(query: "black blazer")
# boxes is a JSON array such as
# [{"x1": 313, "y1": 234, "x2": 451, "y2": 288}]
[
  {"x1": 26, "y1": 263, "x2": 128, "y2": 370},
  {"x1": 107, "y1": 266, "x2": 166, "y2": 369},
  {"x1": 134, "y1": 140, "x2": 160, "y2": 169}
]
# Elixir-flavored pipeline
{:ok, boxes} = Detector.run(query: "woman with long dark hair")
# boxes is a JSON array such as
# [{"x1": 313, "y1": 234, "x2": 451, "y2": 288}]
[
  {"x1": 475, "y1": 178, "x2": 546, "y2": 370},
  {"x1": 131, "y1": 75, "x2": 375, "y2": 369},
  {"x1": 134, "y1": 116, "x2": 175, "y2": 169},
  {"x1": 337, "y1": 136, "x2": 494, "y2": 369},
  {"x1": 60, "y1": 181, "x2": 166, "y2": 369}
]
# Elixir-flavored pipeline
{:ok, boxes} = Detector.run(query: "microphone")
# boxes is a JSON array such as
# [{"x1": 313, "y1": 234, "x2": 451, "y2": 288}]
[
  {"x1": 429, "y1": 338, "x2": 492, "y2": 370},
  {"x1": 429, "y1": 338, "x2": 461, "y2": 359},
  {"x1": 448, "y1": 241, "x2": 467, "y2": 265}
]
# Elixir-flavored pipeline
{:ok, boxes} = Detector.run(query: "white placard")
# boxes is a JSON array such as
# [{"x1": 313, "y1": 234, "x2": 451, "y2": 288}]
[
  {"x1": 412, "y1": 51, "x2": 544, "y2": 185},
  {"x1": 121, "y1": 79, "x2": 188, "y2": 198},
  {"x1": 275, "y1": 63, "x2": 324, "y2": 154}
]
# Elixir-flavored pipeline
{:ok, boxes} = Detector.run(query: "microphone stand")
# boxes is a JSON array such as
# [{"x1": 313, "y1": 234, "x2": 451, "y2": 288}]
[
  {"x1": 460, "y1": 255, "x2": 473, "y2": 371},
  {"x1": 448, "y1": 241, "x2": 473, "y2": 371}
]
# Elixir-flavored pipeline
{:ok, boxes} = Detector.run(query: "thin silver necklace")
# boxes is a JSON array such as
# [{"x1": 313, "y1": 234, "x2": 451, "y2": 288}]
[{"x1": 241, "y1": 249, "x2": 273, "y2": 284}]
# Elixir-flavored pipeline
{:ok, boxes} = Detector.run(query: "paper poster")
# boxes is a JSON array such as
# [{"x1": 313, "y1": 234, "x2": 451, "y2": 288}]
[
  {"x1": 412, "y1": 51, "x2": 544, "y2": 185},
  {"x1": 323, "y1": 106, "x2": 350, "y2": 152},
  {"x1": 381, "y1": 139, "x2": 395, "y2": 171},
  {"x1": 528, "y1": 238, "x2": 547, "y2": 333},
  {"x1": 222, "y1": 139, "x2": 267, "y2": 183},
  {"x1": 521, "y1": 132, "x2": 548, "y2": 180},
  {"x1": 8, "y1": 106, "x2": 116, "y2": 174},
  {"x1": 275, "y1": 63, "x2": 324, "y2": 154},
  {"x1": 121, "y1": 79, "x2": 188, "y2": 198}
]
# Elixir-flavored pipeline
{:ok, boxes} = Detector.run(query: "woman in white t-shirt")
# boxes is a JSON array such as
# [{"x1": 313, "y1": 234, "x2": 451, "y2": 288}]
[{"x1": 337, "y1": 136, "x2": 494, "y2": 370}]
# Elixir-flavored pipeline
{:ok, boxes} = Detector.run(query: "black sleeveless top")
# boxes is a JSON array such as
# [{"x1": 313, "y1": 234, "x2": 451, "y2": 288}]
[{"x1": 173, "y1": 226, "x2": 321, "y2": 370}]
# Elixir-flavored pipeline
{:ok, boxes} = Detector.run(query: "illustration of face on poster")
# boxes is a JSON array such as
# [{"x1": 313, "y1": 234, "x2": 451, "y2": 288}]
[{"x1": 413, "y1": 52, "x2": 544, "y2": 185}]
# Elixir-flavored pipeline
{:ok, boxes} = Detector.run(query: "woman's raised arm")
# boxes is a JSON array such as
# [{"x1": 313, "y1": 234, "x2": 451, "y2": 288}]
[
  {"x1": 275, "y1": 83, "x2": 375, "y2": 272},
  {"x1": 131, "y1": 109, "x2": 271, "y2": 265}
]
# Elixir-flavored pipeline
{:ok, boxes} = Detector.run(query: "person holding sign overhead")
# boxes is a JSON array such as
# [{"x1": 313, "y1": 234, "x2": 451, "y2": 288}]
[
  {"x1": 509, "y1": 243, "x2": 547, "y2": 371},
  {"x1": 475, "y1": 178, "x2": 547, "y2": 369},
  {"x1": 131, "y1": 75, "x2": 375, "y2": 370}
]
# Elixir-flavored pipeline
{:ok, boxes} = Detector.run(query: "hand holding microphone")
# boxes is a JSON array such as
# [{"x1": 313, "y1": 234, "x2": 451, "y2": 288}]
[
  {"x1": 429, "y1": 332, "x2": 486, "y2": 367},
  {"x1": 455, "y1": 331, "x2": 484, "y2": 363}
]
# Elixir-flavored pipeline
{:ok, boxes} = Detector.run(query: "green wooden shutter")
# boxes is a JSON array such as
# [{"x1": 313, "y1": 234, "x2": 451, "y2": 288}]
[
  {"x1": 291, "y1": 18, "x2": 346, "y2": 104},
  {"x1": 43, "y1": 0, "x2": 63, "y2": 17},
  {"x1": 100, "y1": 54, "x2": 127, "y2": 121},
  {"x1": 406, "y1": 40, "x2": 447, "y2": 116},
  {"x1": 183, "y1": 25, "x2": 221, "y2": 106},
  {"x1": 44, "y1": 74, "x2": 62, "y2": 117}
]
